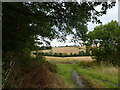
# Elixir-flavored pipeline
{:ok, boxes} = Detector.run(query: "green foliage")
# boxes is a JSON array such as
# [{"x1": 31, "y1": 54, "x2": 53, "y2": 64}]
[
  {"x1": 64, "y1": 53, "x2": 69, "y2": 57},
  {"x1": 47, "y1": 62, "x2": 58, "y2": 73},
  {"x1": 86, "y1": 49, "x2": 91, "y2": 56},
  {"x1": 78, "y1": 51, "x2": 85, "y2": 56},
  {"x1": 40, "y1": 46, "x2": 52, "y2": 50},
  {"x1": 20, "y1": 48, "x2": 33, "y2": 63},
  {"x1": 35, "y1": 54, "x2": 46, "y2": 64},
  {"x1": 73, "y1": 53, "x2": 78, "y2": 56},
  {"x1": 70, "y1": 53, "x2": 73, "y2": 56},
  {"x1": 36, "y1": 51, "x2": 91, "y2": 57},
  {"x1": 54, "y1": 53, "x2": 59, "y2": 57},
  {"x1": 88, "y1": 20, "x2": 120, "y2": 65},
  {"x1": 78, "y1": 61, "x2": 101, "y2": 68},
  {"x1": 59, "y1": 53, "x2": 63, "y2": 57}
]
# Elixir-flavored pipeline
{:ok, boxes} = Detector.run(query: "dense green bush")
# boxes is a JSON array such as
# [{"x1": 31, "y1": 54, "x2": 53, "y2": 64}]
[
  {"x1": 70, "y1": 53, "x2": 73, "y2": 56},
  {"x1": 64, "y1": 53, "x2": 69, "y2": 57},
  {"x1": 88, "y1": 21, "x2": 120, "y2": 65},
  {"x1": 73, "y1": 53, "x2": 78, "y2": 56},
  {"x1": 58, "y1": 53, "x2": 63, "y2": 57},
  {"x1": 54, "y1": 53, "x2": 59, "y2": 57},
  {"x1": 78, "y1": 51, "x2": 85, "y2": 56},
  {"x1": 85, "y1": 50, "x2": 91, "y2": 56}
]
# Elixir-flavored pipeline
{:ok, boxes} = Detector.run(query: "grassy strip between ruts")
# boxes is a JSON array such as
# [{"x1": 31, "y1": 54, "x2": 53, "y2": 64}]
[
  {"x1": 75, "y1": 61, "x2": 118, "y2": 88},
  {"x1": 56, "y1": 64, "x2": 76, "y2": 88}
]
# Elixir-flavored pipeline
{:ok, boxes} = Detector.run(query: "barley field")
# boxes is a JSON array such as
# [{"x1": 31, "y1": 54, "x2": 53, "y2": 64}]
[
  {"x1": 32, "y1": 46, "x2": 87, "y2": 54},
  {"x1": 45, "y1": 56, "x2": 93, "y2": 63}
]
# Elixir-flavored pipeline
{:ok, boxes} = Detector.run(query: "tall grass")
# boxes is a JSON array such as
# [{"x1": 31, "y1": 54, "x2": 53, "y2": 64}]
[
  {"x1": 4, "y1": 55, "x2": 68, "y2": 88},
  {"x1": 75, "y1": 61, "x2": 118, "y2": 88}
]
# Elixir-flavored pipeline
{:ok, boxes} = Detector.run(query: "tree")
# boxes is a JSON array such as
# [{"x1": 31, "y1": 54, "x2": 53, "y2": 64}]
[
  {"x1": 70, "y1": 53, "x2": 73, "y2": 56},
  {"x1": 59, "y1": 53, "x2": 63, "y2": 57},
  {"x1": 3, "y1": 2, "x2": 116, "y2": 53},
  {"x1": 88, "y1": 20, "x2": 120, "y2": 65}
]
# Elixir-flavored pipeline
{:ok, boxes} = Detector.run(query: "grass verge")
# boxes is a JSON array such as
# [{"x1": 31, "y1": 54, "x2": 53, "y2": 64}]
[{"x1": 75, "y1": 61, "x2": 118, "y2": 88}]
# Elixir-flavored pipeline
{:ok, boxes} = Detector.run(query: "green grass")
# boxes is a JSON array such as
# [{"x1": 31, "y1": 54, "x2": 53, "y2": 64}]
[
  {"x1": 49, "y1": 58, "x2": 118, "y2": 88},
  {"x1": 56, "y1": 64, "x2": 76, "y2": 88},
  {"x1": 75, "y1": 62, "x2": 118, "y2": 88}
]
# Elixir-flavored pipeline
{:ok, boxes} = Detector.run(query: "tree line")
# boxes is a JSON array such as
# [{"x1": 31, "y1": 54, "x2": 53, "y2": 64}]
[{"x1": 33, "y1": 50, "x2": 91, "y2": 57}]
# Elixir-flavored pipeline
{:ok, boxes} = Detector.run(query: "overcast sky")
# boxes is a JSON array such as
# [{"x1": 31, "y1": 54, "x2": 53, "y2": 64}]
[{"x1": 50, "y1": 1, "x2": 118, "y2": 47}]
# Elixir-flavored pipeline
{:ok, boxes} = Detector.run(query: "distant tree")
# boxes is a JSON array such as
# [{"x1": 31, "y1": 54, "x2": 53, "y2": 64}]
[
  {"x1": 80, "y1": 51, "x2": 85, "y2": 56},
  {"x1": 64, "y1": 53, "x2": 68, "y2": 57},
  {"x1": 46, "y1": 46, "x2": 52, "y2": 50},
  {"x1": 78, "y1": 51, "x2": 82, "y2": 56},
  {"x1": 48, "y1": 46, "x2": 52, "y2": 49},
  {"x1": 57, "y1": 53, "x2": 62, "y2": 57},
  {"x1": 54, "y1": 53, "x2": 58, "y2": 57},
  {"x1": 73, "y1": 53, "x2": 78, "y2": 56},
  {"x1": 85, "y1": 49, "x2": 91, "y2": 56},
  {"x1": 70, "y1": 53, "x2": 73, "y2": 56},
  {"x1": 65, "y1": 45, "x2": 68, "y2": 47},
  {"x1": 49, "y1": 51, "x2": 53, "y2": 55}
]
